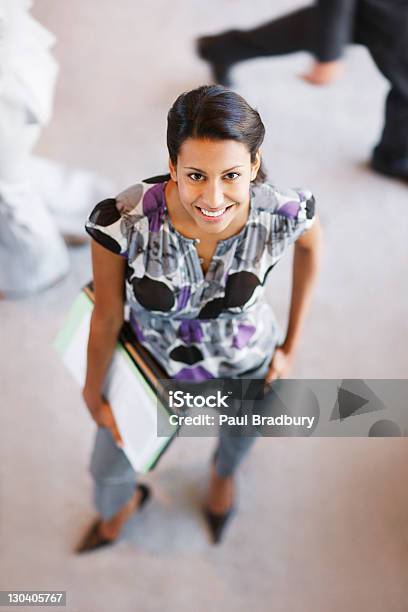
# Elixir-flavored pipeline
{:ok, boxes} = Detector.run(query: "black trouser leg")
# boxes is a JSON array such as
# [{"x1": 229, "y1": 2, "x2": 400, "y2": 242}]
[
  {"x1": 201, "y1": 7, "x2": 317, "y2": 67},
  {"x1": 365, "y1": 41, "x2": 408, "y2": 160},
  {"x1": 356, "y1": 3, "x2": 408, "y2": 161},
  {"x1": 375, "y1": 87, "x2": 408, "y2": 160}
]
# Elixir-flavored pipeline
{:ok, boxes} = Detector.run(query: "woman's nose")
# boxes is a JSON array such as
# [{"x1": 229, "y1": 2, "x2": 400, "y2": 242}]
[{"x1": 202, "y1": 182, "x2": 225, "y2": 208}]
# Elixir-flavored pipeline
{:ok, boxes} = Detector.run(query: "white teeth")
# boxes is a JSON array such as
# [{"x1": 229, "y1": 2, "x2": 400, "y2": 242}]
[{"x1": 200, "y1": 207, "x2": 226, "y2": 217}]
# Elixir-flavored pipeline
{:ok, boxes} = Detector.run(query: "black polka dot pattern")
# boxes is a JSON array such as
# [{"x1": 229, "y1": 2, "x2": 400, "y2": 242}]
[
  {"x1": 169, "y1": 345, "x2": 204, "y2": 365},
  {"x1": 89, "y1": 198, "x2": 120, "y2": 226},
  {"x1": 198, "y1": 272, "x2": 260, "y2": 318},
  {"x1": 132, "y1": 276, "x2": 174, "y2": 311},
  {"x1": 224, "y1": 272, "x2": 260, "y2": 308},
  {"x1": 85, "y1": 227, "x2": 122, "y2": 254},
  {"x1": 198, "y1": 297, "x2": 225, "y2": 319}
]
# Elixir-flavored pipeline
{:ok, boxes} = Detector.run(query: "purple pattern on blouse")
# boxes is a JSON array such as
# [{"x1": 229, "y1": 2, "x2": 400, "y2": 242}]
[
  {"x1": 178, "y1": 320, "x2": 204, "y2": 344},
  {"x1": 232, "y1": 323, "x2": 256, "y2": 349},
  {"x1": 277, "y1": 201, "x2": 300, "y2": 219},
  {"x1": 177, "y1": 286, "x2": 191, "y2": 311},
  {"x1": 143, "y1": 183, "x2": 165, "y2": 232},
  {"x1": 173, "y1": 365, "x2": 214, "y2": 381}
]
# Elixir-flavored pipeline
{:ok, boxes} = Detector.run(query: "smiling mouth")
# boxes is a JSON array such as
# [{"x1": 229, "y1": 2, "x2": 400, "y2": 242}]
[{"x1": 195, "y1": 204, "x2": 235, "y2": 218}]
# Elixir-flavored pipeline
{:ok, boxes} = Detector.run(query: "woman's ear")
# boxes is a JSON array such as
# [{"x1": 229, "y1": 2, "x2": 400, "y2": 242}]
[
  {"x1": 168, "y1": 158, "x2": 178, "y2": 182},
  {"x1": 251, "y1": 150, "x2": 261, "y2": 181}
]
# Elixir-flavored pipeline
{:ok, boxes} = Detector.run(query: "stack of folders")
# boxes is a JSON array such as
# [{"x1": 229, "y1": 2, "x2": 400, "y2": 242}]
[{"x1": 54, "y1": 283, "x2": 178, "y2": 473}]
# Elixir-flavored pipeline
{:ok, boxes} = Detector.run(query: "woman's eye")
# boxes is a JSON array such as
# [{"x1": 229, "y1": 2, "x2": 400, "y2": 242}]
[
  {"x1": 188, "y1": 173, "x2": 204, "y2": 181},
  {"x1": 224, "y1": 172, "x2": 240, "y2": 180}
]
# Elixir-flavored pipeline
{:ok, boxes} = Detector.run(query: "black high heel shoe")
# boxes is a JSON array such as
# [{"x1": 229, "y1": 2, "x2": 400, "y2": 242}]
[
  {"x1": 204, "y1": 504, "x2": 236, "y2": 544},
  {"x1": 203, "y1": 450, "x2": 236, "y2": 544},
  {"x1": 75, "y1": 483, "x2": 151, "y2": 554}
]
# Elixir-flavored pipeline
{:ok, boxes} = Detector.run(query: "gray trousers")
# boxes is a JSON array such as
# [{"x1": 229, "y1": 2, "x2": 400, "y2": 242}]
[{"x1": 89, "y1": 359, "x2": 271, "y2": 520}]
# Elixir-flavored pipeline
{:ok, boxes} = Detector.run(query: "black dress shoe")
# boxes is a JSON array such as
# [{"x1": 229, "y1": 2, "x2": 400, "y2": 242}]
[
  {"x1": 204, "y1": 450, "x2": 236, "y2": 543},
  {"x1": 196, "y1": 36, "x2": 233, "y2": 87},
  {"x1": 75, "y1": 483, "x2": 151, "y2": 554},
  {"x1": 204, "y1": 504, "x2": 236, "y2": 544},
  {"x1": 371, "y1": 149, "x2": 408, "y2": 182}
]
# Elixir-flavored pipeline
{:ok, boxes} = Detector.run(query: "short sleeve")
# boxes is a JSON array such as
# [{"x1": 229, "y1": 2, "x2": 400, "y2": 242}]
[
  {"x1": 85, "y1": 183, "x2": 145, "y2": 257},
  {"x1": 275, "y1": 186, "x2": 316, "y2": 239},
  {"x1": 259, "y1": 184, "x2": 316, "y2": 262},
  {"x1": 270, "y1": 184, "x2": 315, "y2": 234}
]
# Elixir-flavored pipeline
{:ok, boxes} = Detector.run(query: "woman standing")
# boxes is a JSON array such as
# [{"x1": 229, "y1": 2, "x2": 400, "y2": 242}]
[{"x1": 77, "y1": 85, "x2": 322, "y2": 552}]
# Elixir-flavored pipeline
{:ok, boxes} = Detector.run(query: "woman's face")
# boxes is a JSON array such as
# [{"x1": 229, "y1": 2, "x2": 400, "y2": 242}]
[{"x1": 169, "y1": 138, "x2": 260, "y2": 235}]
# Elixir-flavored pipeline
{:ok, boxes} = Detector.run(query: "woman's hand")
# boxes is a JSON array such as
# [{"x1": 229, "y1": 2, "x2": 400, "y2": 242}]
[
  {"x1": 264, "y1": 219, "x2": 321, "y2": 389},
  {"x1": 82, "y1": 387, "x2": 124, "y2": 447},
  {"x1": 264, "y1": 345, "x2": 295, "y2": 385}
]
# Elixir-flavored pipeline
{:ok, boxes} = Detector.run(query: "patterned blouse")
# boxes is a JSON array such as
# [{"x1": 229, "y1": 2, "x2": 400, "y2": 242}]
[{"x1": 85, "y1": 174, "x2": 315, "y2": 381}]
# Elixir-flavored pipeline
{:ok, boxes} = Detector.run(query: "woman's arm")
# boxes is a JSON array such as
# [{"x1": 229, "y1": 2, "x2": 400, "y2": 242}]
[
  {"x1": 82, "y1": 241, "x2": 126, "y2": 444},
  {"x1": 266, "y1": 216, "x2": 322, "y2": 382}
]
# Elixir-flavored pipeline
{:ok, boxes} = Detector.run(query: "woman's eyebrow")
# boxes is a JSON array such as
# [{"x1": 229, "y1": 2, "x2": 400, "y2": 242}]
[{"x1": 184, "y1": 165, "x2": 245, "y2": 173}]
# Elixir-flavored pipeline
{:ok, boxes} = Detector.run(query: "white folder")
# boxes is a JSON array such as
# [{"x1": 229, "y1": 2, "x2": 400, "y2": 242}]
[{"x1": 54, "y1": 284, "x2": 177, "y2": 473}]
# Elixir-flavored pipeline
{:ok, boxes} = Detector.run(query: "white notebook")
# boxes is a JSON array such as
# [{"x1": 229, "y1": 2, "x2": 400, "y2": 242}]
[{"x1": 54, "y1": 285, "x2": 177, "y2": 473}]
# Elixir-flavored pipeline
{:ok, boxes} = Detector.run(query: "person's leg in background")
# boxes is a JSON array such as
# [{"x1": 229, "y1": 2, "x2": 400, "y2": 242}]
[
  {"x1": 76, "y1": 426, "x2": 150, "y2": 553},
  {"x1": 372, "y1": 87, "x2": 408, "y2": 179},
  {"x1": 353, "y1": 1, "x2": 408, "y2": 179},
  {"x1": 197, "y1": 6, "x2": 317, "y2": 86},
  {"x1": 364, "y1": 39, "x2": 408, "y2": 178}
]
